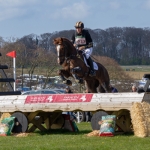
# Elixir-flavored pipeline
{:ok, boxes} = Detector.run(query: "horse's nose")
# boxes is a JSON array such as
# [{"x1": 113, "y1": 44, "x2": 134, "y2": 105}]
[{"x1": 57, "y1": 58, "x2": 60, "y2": 64}]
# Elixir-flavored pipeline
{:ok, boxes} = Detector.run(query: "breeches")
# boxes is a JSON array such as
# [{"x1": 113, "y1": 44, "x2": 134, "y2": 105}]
[{"x1": 83, "y1": 47, "x2": 93, "y2": 59}]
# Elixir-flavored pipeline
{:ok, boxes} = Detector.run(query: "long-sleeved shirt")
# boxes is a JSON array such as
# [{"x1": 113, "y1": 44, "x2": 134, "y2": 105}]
[{"x1": 71, "y1": 29, "x2": 93, "y2": 48}]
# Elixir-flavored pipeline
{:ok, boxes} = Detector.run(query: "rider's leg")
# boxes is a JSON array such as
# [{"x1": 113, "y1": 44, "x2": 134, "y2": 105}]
[
  {"x1": 84, "y1": 47, "x2": 96, "y2": 76},
  {"x1": 86, "y1": 57, "x2": 96, "y2": 76}
]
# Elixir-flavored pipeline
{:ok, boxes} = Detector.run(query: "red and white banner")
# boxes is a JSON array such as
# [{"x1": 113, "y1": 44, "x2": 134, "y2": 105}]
[{"x1": 25, "y1": 94, "x2": 93, "y2": 104}]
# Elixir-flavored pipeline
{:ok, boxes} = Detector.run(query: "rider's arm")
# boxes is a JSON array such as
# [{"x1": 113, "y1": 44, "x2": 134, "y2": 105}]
[
  {"x1": 85, "y1": 42, "x2": 93, "y2": 48},
  {"x1": 78, "y1": 31, "x2": 93, "y2": 50},
  {"x1": 71, "y1": 33, "x2": 75, "y2": 44},
  {"x1": 71, "y1": 33, "x2": 77, "y2": 47},
  {"x1": 85, "y1": 30, "x2": 93, "y2": 48}
]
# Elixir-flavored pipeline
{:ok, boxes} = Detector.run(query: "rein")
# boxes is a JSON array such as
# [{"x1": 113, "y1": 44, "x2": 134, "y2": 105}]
[
  {"x1": 57, "y1": 41, "x2": 77, "y2": 64},
  {"x1": 62, "y1": 42, "x2": 89, "y2": 77},
  {"x1": 56, "y1": 38, "x2": 89, "y2": 78}
]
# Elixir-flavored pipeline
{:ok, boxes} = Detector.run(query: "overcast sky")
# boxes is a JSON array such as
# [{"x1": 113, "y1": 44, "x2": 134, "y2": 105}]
[{"x1": 0, "y1": 0, "x2": 150, "y2": 38}]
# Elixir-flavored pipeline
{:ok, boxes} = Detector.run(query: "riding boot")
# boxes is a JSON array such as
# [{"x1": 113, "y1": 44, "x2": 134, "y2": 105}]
[{"x1": 87, "y1": 57, "x2": 96, "y2": 77}]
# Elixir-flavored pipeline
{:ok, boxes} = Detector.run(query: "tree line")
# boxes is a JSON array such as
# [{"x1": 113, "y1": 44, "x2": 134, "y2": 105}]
[
  {"x1": 1, "y1": 26, "x2": 150, "y2": 69},
  {"x1": 0, "y1": 40, "x2": 134, "y2": 92},
  {"x1": 4, "y1": 27, "x2": 148, "y2": 65}
]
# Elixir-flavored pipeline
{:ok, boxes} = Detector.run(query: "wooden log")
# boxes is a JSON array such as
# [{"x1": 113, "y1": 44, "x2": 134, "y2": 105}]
[
  {"x1": 0, "y1": 91, "x2": 146, "y2": 113},
  {"x1": 0, "y1": 92, "x2": 149, "y2": 133},
  {"x1": 112, "y1": 110, "x2": 132, "y2": 132},
  {"x1": 27, "y1": 112, "x2": 64, "y2": 132}
]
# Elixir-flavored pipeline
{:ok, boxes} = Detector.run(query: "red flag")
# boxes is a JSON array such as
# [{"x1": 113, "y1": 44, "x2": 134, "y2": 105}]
[{"x1": 6, "y1": 51, "x2": 16, "y2": 58}]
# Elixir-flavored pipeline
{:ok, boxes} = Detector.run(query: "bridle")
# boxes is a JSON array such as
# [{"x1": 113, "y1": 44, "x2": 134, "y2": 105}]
[
  {"x1": 56, "y1": 38, "x2": 89, "y2": 78},
  {"x1": 57, "y1": 41, "x2": 77, "y2": 64}
]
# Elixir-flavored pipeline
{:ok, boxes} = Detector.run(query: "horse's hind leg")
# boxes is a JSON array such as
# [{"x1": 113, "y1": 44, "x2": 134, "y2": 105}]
[
  {"x1": 101, "y1": 82, "x2": 108, "y2": 92},
  {"x1": 100, "y1": 82, "x2": 111, "y2": 93},
  {"x1": 97, "y1": 85, "x2": 106, "y2": 93},
  {"x1": 85, "y1": 80, "x2": 98, "y2": 93}
]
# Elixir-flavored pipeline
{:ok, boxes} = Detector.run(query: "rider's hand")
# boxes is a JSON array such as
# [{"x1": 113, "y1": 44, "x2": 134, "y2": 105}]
[
  {"x1": 73, "y1": 44, "x2": 76, "y2": 47},
  {"x1": 78, "y1": 46, "x2": 85, "y2": 50}
]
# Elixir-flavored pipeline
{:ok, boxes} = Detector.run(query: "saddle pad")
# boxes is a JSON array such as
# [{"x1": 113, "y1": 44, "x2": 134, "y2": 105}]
[{"x1": 83, "y1": 56, "x2": 98, "y2": 70}]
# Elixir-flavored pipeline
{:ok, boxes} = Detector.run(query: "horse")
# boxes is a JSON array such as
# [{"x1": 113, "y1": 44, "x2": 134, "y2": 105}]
[{"x1": 53, "y1": 37, "x2": 111, "y2": 93}]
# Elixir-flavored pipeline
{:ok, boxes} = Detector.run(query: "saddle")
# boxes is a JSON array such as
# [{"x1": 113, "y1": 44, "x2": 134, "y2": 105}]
[
  {"x1": 76, "y1": 50, "x2": 98, "y2": 77},
  {"x1": 83, "y1": 55, "x2": 98, "y2": 70}
]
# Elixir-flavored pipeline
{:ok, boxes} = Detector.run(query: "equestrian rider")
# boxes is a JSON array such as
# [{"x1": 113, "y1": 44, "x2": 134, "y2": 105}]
[{"x1": 71, "y1": 21, "x2": 96, "y2": 77}]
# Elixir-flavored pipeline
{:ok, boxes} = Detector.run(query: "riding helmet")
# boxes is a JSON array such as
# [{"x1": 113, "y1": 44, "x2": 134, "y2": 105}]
[{"x1": 75, "y1": 21, "x2": 84, "y2": 28}]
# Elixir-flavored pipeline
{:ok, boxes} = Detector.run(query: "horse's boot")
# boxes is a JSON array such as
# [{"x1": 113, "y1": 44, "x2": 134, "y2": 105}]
[
  {"x1": 87, "y1": 57, "x2": 96, "y2": 77},
  {"x1": 72, "y1": 74, "x2": 83, "y2": 84}
]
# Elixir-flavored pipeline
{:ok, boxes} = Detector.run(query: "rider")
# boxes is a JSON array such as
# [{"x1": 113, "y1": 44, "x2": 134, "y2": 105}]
[{"x1": 71, "y1": 21, "x2": 96, "y2": 76}]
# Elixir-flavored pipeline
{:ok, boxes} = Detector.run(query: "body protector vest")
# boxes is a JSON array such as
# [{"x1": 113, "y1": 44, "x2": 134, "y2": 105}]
[
  {"x1": 75, "y1": 34, "x2": 86, "y2": 47},
  {"x1": 75, "y1": 30, "x2": 90, "y2": 47},
  {"x1": 71, "y1": 30, "x2": 93, "y2": 48}
]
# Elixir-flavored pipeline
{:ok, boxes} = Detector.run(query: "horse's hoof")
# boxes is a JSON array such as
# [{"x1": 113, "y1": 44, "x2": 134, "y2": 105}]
[
  {"x1": 75, "y1": 79, "x2": 80, "y2": 83},
  {"x1": 75, "y1": 79, "x2": 83, "y2": 84},
  {"x1": 63, "y1": 80, "x2": 67, "y2": 84},
  {"x1": 66, "y1": 80, "x2": 72, "y2": 86}
]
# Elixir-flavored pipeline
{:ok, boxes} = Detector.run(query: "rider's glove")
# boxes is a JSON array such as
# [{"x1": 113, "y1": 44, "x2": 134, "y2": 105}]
[
  {"x1": 78, "y1": 46, "x2": 85, "y2": 50},
  {"x1": 73, "y1": 44, "x2": 76, "y2": 47}
]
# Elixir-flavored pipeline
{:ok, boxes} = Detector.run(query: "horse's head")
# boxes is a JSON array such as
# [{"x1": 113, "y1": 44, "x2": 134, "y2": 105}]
[
  {"x1": 53, "y1": 37, "x2": 76, "y2": 65},
  {"x1": 53, "y1": 37, "x2": 65, "y2": 65}
]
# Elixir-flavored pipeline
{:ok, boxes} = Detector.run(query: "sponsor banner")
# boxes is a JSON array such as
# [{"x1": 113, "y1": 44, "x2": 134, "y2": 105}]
[{"x1": 25, "y1": 94, "x2": 93, "y2": 104}]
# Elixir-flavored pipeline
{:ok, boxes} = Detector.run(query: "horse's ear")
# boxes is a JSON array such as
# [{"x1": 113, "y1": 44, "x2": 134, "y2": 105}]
[
  {"x1": 60, "y1": 38, "x2": 63, "y2": 42},
  {"x1": 53, "y1": 37, "x2": 63, "y2": 45},
  {"x1": 58, "y1": 38, "x2": 63, "y2": 44},
  {"x1": 53, "y1": 38, "x2": 57, "y2": 45}
]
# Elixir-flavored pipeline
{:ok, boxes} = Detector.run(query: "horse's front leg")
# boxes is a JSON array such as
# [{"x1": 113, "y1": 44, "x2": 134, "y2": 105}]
[
  {"x1": 58, "y1": 69, "x2": 72, "y2": 86},
  {"x1": 71, "y1": 67, "x2": 84, "y2": 84}
]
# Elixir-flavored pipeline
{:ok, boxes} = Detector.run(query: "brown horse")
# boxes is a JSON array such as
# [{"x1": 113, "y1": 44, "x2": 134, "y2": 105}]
[{"x1": 53, "y1": 37, "x2": 111, "y2": 93}]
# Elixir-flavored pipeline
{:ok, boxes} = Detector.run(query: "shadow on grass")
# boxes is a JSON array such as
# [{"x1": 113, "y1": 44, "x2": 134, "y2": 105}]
[
  {"x1": 34, "y1": 129, "x2": 92, "y2": 136},
  {"x1": 115, "y1": 131, "x2": 134, "y2": 137},
  {"x1": 34, "y1": 129, "x2": 134, "y2": 137}
]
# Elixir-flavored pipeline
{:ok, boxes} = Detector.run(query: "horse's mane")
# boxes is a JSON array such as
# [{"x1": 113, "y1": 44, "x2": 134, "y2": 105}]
[
  {"x1": 62, "y1": 38, "x2": 75, "y2": 50},
  {"x1": 62, "y1": 37, "x2": 77, "y2": 53}
]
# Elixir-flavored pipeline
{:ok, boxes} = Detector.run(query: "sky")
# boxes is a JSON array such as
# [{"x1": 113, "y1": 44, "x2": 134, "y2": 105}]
[{"x1": 0, "y1": 0, "x2": 150, "y2": 39}]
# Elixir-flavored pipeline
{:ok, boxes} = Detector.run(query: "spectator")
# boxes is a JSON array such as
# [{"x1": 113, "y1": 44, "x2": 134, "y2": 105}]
[
  {"x1": 132, "y1": 85, "x2": 137, "y2": 92},
  {"x1": 110, "y1": 85, "x2": 118, "y2": 93},
  {"x1": 65, "y1": 86, "x2": 73, "y2": 93},
  {"x1": 85, "y1": 111, "x2": 92, "y2": 122}
]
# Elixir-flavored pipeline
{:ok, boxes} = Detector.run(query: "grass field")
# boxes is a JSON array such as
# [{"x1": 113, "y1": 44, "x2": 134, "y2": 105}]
[
  {"x1": 16, "y1": 65, "x2": 150, "y2": 80},
  {"x1": 0, "y1": 122, "x2": 150, "y2": 150},
  {"x1": 13, "y1": 65, "x2": 150, "y2": 81},
  {"x1": 121, "y1": 65, "x2": 150, "y2": 80},
  {"x1": 121, "y1": 65, "x2": 150, "y2": 72}
]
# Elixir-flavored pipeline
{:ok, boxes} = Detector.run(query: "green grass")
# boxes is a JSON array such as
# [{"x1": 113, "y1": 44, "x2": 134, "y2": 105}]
[
  {"x1": 121, "y1": 65, "x2": 150, "y2": 72},
  {"x1": 0, "y1": 122, "x2": 150, "y2": 150}
]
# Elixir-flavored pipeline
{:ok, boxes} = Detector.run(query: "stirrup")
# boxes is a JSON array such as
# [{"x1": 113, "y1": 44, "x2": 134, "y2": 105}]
[{"x1": 89, "y1": 70, "x2": 96, "y2": 77}]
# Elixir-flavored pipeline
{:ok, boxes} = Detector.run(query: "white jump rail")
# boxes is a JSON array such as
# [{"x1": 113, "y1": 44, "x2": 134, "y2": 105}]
[{"x1": 0, "y1": 92, "x2": 149, "y2": 113}]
